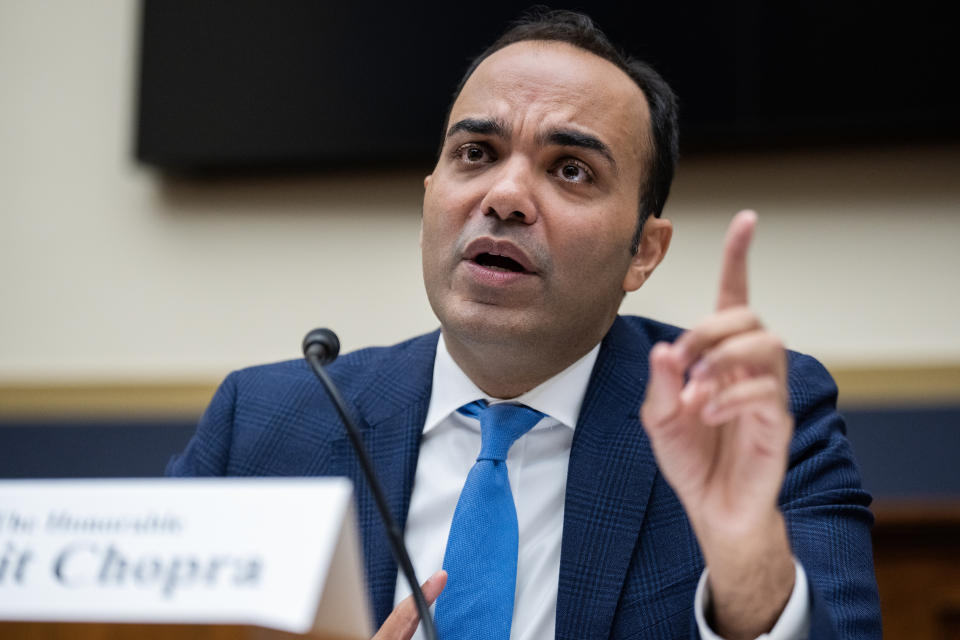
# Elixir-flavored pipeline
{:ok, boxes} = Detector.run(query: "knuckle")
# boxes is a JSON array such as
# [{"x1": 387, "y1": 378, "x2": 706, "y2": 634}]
[
  {"x1": 650, "y1": 342, "x2": 672, "y2": 364},
  {"x1": 765, "y1": 333, "x2": 784, "y2": 352},
  {"x1": 747, "y1": 332, "x2": 783, "y2": 361},
  {"x1": 720, "y1": 305, "x2": 760, "y2": 330},
  {"x1": 639, "y1": 403, "x2": 660, "y2": 428},
  {"x1": 733, "y1": 305, "x2": 757, "y2": 323},
  {"x1": 759, "y1": 376, "x2": 780, "y2": 394}
]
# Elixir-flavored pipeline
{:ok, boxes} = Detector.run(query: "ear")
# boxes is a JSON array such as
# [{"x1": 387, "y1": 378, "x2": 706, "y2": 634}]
[
  {"x1": 420, "y1": 175, "x2": 432, "y2": 248},
  {"x1": 622, "y1": 216, "x2": 672, "y2": 292}
]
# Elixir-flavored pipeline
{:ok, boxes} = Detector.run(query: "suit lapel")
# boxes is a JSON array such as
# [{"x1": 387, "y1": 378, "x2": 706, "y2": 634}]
[
  {"x1": 556, "y1": 317, "x2": 660, "y2": 640},
  {"x1": 331, "y1": 331, "x2": 439, "y2": 627}
]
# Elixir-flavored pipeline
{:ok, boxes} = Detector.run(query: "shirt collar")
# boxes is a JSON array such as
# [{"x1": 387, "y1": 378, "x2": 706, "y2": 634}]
[{"x1": 422, "y1": 333, "x2": 601, "y2": 434}]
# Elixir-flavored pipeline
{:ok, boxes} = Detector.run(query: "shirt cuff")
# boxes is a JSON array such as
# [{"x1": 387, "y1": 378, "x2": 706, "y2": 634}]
[{"x1": 694, "y1": 558, "x2": 811, "y2": 640}]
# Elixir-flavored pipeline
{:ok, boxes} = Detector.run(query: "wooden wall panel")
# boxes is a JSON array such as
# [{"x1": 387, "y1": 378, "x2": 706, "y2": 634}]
[{"x1": 873, "y1": 503, "x2": 960, "y2": 640}]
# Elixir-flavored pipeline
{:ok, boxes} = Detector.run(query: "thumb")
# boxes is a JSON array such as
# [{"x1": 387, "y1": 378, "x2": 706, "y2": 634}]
[{"x1": 372, "y1": 570, "x2": 447, "y2": 640}]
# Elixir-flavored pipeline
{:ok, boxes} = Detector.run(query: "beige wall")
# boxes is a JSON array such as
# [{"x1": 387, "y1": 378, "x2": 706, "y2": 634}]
[{"x1": 2, "y1": 1, "x2": 959, "y2": 386}]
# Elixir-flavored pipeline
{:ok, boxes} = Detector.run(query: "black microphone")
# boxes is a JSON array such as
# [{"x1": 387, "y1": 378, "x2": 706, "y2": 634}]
[
  {"x1": 302, "y1": 328, "x2": 438, "y2": 640},
  {"x1": 303, "y1": 328, "x2": 340, "y2": 365}
]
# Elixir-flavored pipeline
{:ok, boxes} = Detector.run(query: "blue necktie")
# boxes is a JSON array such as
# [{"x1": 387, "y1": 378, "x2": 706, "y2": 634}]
[{"x1": 434, "y1": 400, "x2": 545, "y2": 640}]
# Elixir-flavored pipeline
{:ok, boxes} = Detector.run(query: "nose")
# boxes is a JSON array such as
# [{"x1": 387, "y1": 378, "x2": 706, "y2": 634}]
[{"x1": 478, "y1": 158, "x2": 539, "y2": 225}]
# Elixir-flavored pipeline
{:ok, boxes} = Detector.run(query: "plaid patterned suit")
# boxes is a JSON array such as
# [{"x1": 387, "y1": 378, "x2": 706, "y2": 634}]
[{"x1": 168, "y1": 315, "x2": 881, "y2": 639}]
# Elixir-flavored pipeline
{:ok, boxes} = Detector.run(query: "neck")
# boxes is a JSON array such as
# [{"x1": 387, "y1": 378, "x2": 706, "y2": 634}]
[{"x1": 441, "y1": 324, "x2": 608, "y2": 399}]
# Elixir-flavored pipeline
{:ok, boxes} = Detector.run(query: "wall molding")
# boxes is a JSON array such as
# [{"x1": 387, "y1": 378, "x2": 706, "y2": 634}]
[
  {"x1": 0, "y1": 382, "x2": 219, "y2": 420},
  {"x1": 1, "y1": 364, "x2": 958, "y2": 420},
  {"x1": 828, "y1": 364, "x2": 960, "y2": 407}
]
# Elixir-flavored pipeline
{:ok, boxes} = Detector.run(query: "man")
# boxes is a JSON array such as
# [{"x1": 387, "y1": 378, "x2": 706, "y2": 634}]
[{"x1": 168, "y1": 10, "x2": 881, "y2": 640}]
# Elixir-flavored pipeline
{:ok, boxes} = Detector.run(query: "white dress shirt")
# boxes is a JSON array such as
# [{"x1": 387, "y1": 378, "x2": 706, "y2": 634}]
[{"x1": 395, "y1": 333, "x2": 810, "y2": 639}]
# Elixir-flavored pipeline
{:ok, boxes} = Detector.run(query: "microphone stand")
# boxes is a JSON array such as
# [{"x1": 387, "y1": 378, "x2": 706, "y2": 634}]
[{"x1": 303, "y1": 329, "x2": 438, "y2": 640}]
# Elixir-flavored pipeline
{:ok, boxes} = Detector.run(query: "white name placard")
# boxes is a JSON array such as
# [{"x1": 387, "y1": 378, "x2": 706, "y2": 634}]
[{"x1": 0, "y1": 478, "x2": 372, "y2": 638}]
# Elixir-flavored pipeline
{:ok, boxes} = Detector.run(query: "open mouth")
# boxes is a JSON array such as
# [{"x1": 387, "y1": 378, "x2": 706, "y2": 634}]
[
  {"x1": 474, "y1": 252, "x2": 529, "y2": 273},
  {"x1": 463, "y1": 237, "x2": 537, "y2": 276}
]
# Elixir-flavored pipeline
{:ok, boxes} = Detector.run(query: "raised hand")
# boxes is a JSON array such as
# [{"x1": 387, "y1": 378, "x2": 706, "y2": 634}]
[{"x1": 640, "y1": 210, "x2": 796, "y2": 639}]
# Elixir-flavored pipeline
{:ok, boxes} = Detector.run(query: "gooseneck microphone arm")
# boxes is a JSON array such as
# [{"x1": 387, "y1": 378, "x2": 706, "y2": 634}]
[{"x1": 302, "y1": 328, "x2": 438, "y2": 640}]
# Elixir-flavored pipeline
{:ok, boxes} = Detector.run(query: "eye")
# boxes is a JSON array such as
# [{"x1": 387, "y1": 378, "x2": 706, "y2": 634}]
[
  {"x1": 452, "y1": 142, "x2": 495, "y2": 165},
  {"x1": 553, "y1": 158, "x2": 594, "y2": 184}
]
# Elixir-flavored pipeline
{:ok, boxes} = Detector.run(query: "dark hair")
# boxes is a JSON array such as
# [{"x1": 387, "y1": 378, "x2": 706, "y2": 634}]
[{"x1": 439, "y1": 8, "x2": 679, "y2": 253}]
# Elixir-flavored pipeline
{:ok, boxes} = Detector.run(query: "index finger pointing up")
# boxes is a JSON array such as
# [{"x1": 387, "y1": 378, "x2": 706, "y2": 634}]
[{"x1": 716, "y1": 209, "x2": 757, "y2": 311}]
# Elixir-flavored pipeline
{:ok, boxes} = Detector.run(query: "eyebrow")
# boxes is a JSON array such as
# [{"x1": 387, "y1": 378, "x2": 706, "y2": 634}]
[
  {"x1": 544, "y1": 128, "x2": 617, "y2": 168},
  {"x1": 446, "y1": 117, "x2": 511, "y2": 139}
]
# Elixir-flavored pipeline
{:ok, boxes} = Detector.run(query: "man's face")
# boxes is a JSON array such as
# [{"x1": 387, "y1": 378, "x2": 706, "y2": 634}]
[{"x1": 422, "y1": 41, "x2": 658, "y2": 357}]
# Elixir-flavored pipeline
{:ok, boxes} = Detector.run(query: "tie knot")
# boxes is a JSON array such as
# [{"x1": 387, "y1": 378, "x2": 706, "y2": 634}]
[{"x1": 459, "y1": 401, "x2": 544, "y2": 462}]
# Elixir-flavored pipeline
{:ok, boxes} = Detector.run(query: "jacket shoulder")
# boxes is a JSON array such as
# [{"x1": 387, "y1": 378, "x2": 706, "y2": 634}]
[
  {"x1": 227, "y1": 329, "x2": 440, "y2": 399},
  {"x1": 167, "y1": 330, "x2": 439, "y2": 477},
  {"x1": 608, "y1": 315, "x2": 684, "y2": 354}
]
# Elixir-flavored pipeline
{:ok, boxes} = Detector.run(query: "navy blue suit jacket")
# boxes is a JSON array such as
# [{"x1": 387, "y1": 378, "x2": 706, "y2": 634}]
[{"x1": 168, "y1": 315, "x2": 881, "y2": 639}]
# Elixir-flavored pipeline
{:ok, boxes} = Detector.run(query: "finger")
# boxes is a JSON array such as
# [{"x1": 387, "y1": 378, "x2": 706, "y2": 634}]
[
  {"x1": 641, "y1": 342, "x2": 686, "y2": 427},
  {"x1": 700, "y1": 376, "x2": 790, "y2": 430},
  {"x1": 372, "y1": 570, "x2": 447, "y2": 640},
  {"x1": 679, "y1": 375, "x2": 718, "y2": 414},
  {"x1": 716, "y1": 209, "x2": 757, "y2": 312},
  {"x1": 688, "y1": 330, "x2": 787, "y2": 386},
  {"x1": 421, "y1": 569, "x2": 447, "y2": 603},
  {"x1": 673, "y1": 307, "x2": 763, "y2": 370}
]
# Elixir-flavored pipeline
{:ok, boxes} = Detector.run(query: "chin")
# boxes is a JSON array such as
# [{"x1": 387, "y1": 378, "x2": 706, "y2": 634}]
[{"x1": 438, "y1": 301, "x2": 546, "y2": 349}]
